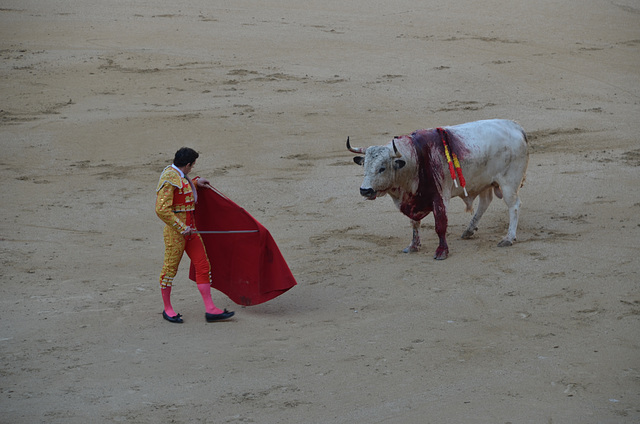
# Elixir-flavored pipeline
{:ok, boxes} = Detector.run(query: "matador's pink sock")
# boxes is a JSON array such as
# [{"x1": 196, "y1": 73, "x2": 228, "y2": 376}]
[
  {"x1": 161, "y1": 287, "x2": 177, "y2": 317},
  {"x1": 197, "y1": 283, "x2": 224, "y2": 315}
]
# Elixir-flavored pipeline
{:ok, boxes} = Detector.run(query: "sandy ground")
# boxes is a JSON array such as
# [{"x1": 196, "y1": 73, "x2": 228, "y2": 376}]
[{"x1": 1, "y1": 1, "x2": 639, "y2": 423}]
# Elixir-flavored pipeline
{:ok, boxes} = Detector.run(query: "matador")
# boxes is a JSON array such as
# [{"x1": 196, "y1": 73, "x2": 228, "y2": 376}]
[{"x1": 155, "y1": 147, "x2": 234, "y2": 323}]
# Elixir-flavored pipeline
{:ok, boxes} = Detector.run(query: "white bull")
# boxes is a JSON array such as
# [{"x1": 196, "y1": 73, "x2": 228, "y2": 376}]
[{"x1": 348, "y1": 119, "x2": 529, "y2": 259}]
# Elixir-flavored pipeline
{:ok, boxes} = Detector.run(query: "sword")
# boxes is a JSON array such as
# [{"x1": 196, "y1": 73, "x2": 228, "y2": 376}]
[{"x1": 194, "y1": 230, "x2": 259, "y2": 234}]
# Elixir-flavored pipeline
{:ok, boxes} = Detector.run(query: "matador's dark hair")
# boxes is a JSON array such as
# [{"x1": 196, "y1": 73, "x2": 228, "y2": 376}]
[{"x1": 173, "y1": 147, "x2": 199, "y2": 167}]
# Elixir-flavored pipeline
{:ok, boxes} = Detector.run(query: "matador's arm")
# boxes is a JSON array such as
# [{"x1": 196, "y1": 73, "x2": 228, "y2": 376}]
[{"x1": 155, "y1": 183, "x2": 188, "y2": 233}]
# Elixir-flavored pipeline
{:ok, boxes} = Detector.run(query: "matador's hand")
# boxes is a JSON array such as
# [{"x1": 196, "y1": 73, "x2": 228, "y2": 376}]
[
  {"x1": 182, "y1": 226, "x2": 194, "y2": 236},
  {"x1": 196, "y1": 178, "x2": 211, "y2": 188}
]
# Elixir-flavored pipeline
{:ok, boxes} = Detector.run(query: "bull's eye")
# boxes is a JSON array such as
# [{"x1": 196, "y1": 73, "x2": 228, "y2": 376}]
[{"x1": 378, "y1": 167, "x2": 386, "y2": 173}]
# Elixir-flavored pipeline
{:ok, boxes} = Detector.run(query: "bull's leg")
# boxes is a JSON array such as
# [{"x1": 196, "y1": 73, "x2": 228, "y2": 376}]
[
  {"x1": 498, "y1": 187, "x2": 521, "y2": 247},
  {"x1": 462, "y1": 188, "x2": 493, "y2": 239},
  {"x1": 403, "y1": 219, "x2": 421, "y2": 253},
  {"x1": 433, "y1": 197, "x2": 449, "y2": 260}
]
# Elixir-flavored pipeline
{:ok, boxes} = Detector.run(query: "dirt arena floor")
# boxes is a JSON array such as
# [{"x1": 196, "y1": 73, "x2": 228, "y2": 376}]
[{"x1": 1, "y1": 1, "x2": 639, "y2": 423}]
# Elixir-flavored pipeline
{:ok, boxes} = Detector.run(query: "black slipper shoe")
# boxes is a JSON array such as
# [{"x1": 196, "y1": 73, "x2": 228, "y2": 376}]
[
  {"x1": 205, "y1": 309, "x2": 235, "y2": 322},
  {"x1": 163, "y1": 311, "x2": 184, "y2": 323}
]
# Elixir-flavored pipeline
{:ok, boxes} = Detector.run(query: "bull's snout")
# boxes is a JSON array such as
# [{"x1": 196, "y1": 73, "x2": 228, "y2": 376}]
[{"x1": 360, "y1": 187, "x2": 376, "y2": 199}]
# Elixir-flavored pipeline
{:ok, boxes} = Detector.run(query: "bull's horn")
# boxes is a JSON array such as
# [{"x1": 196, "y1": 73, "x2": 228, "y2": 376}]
[
  {"x1": 392, "y1": 139, "x2": 402, "y2": 158},
  {"x1": 347, "y1": 137, "x2": 366, "y2": 154}
]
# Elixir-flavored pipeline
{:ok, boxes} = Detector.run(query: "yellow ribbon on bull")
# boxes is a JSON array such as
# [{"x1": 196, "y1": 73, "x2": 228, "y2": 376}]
[{"x1": 443, "y1": 143, "x2": 458, "y2": 187}]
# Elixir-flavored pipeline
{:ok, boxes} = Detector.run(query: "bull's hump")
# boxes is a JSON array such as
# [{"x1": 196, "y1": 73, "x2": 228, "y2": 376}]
[{"x1": 411, "y1": 129, "x2": 441, "y2": 152}]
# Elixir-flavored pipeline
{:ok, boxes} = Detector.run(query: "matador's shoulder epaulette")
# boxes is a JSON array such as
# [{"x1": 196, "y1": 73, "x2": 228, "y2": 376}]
[{"x1": 156, "y1": 166, "x2": 183, "y2": 192}]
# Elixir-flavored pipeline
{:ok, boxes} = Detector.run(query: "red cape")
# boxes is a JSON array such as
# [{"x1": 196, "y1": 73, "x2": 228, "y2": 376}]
[{"x1": 189, "y1": 187, "x2": 297, "y2": 306}]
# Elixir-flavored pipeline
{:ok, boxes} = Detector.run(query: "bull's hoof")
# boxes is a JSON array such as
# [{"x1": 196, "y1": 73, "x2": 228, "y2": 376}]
[
  {"x1": 497, "y1": 239, "x2": 513, "y2": 247},
  {"x1": 403, "y1": 246, "x2": 420, "y2": 253},
  {"x1": 433, "y1": 249, "x2": 449, "y2": 260},
  {"x1": 461, "y1": 229, "x2": 476, "y2": 239}
]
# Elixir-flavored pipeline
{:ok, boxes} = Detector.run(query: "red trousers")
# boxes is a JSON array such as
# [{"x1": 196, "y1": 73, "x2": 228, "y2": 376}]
[{"x1": 159, "y1": 213, "x2": 211, "y2": 288}]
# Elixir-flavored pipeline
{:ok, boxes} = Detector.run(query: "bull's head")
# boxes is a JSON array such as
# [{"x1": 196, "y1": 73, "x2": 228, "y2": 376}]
[{"x1": 347, "y1": 137, "x2": 406, "y2": 200}]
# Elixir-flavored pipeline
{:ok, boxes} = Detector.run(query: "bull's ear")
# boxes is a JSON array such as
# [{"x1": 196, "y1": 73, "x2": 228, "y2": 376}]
[
  {"x1": 353, "y1": 156, "x2": 365, "y2": 166},
  {"x1": 394, "y1": 159, "x2": 406, "y2": 169}
]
